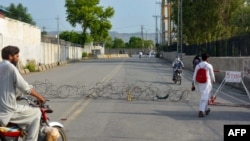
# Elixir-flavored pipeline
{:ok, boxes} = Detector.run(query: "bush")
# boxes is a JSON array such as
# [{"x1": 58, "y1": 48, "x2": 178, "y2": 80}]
[
  {"x1": 26, "y1": 63, "x2": 36, "y2": 72},
  {"x1": 82, "y1": 52, "x2": 88, "y2": 57}
]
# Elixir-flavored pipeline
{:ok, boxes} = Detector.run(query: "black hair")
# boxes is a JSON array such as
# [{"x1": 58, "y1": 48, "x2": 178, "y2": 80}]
[
  {"x1": 194, "y1": 55, "x2": 200, "y2": 60},
  {"x1": 201, "y1": 53, "x2": 209, "y2": 61},
  {"x1": 1, "y1": 45, "x2": 20, "y2": 60}
]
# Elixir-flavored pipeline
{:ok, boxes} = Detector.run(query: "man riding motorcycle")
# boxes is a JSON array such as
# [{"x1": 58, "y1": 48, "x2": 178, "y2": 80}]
[
  {"x1": 172, "y1": 56, "x2": 184, "y2": 81},
  {"x1": 0, "y1": 46, "x2": 45, "y2": 141}
]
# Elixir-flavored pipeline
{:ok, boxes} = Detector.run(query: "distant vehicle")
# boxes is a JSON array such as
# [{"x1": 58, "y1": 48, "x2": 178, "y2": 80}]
[
  {"x1": 149, "y1": 52, "x2": 156, "y2": 58},
  {"x1": 151, "y1": 52, "x2": 156, "y2": 57}
]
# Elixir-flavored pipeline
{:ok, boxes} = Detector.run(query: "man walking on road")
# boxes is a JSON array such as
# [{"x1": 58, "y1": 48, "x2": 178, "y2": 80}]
[
  {"x1": 193, "y1": 53, "x2": 215, "y2": 117},
  {"x1": 192, "y1": 55, "x2": 201, "y2": 70}
]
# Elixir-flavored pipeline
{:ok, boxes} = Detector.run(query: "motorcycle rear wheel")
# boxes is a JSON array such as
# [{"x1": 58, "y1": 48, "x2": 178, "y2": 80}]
[{"x1": 21, "y1": 126, "x2": 67, "y2": 141}]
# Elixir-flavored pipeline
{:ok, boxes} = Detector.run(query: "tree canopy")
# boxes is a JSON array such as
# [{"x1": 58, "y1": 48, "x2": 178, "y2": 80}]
[
  {"x1": 231, "y1": 1, "x2": 250, "y2": 34},
  {"x1": 65, "y1": 0, "x2": 114, "y2": 46},
  {"x1": 126, "y1": 36, "x2": 154, "y2": 49},
  {"x1": 60, "y1": 31, "x2": 82, "y2": 45},
  {"x1": 128, "y1": 37, "x2": 142, "y2": 48},
  {"x1": 104, "y1": 36, "x2": 113, "y2": 48},
  {"x1": 170, "y1": 0, "x2": 247, "y2": 45},
  {"x1": 112, "y1": 38, "x2": 125, "y2": 48},
  {"x1": 103, "y1": 36, "x2": 155, "y2": 50},
  {"x1": 5, "y1": 3, "x2": 36, "y2": 25}
]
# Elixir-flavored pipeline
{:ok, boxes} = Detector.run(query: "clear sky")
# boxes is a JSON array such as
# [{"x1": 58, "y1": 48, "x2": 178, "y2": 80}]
[{"x1": 0, "y1": 0, "x2": 161, "y2": 33}]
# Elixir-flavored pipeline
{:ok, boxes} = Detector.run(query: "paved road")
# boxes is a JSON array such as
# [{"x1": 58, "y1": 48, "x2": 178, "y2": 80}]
[{"x1": 23, "y1": 56, "x2": 250, "y2": 141}]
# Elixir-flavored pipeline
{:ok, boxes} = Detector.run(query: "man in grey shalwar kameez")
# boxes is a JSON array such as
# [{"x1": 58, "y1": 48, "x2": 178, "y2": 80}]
[
  {"x1": 193, "y1": 53, "x2": 215, "y2": 117},
  {"x1": 0, "y1": 46, "x2": 45, "y2": 140}
]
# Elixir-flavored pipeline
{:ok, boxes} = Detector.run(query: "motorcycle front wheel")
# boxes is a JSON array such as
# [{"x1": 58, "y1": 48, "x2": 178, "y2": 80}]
[
  {"x1": 53, "y1": 126, "x2": 67, "y2": 141},
  {"x1": 176, "y1": 75, "x2": 181, "y2": 85}
]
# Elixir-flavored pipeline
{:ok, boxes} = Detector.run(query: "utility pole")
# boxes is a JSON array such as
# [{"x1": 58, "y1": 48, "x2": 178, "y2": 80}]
[
  {"x1": 161, "y1": 0, "x2": 167, "y2": 44},
  {"x1": 56, "y1": 15, "x2": 60, "y2": 62},
  {"x1": 42, "y1": 26, "x2": 46, "y2": 36},
  {"x1": 141, "y1": 25, "x2": 144, "y2": 51},
  {"x1": 177, "y1": 0, "x2": 183, "y2": 58},
  {"x1": 152, "y1": 15, "x2": 160, "y2": 45},
  {"x1": 166, "y1": 1, "x2": 172, "y2": 45},
  {"x1": 156, "y1": 1, "x2": 162, "y2": 44},
  {"x1": 42, "y1": 26, "x2": 46, "y2": 32}
]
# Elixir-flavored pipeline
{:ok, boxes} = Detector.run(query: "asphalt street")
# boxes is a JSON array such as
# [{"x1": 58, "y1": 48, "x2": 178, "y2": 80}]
[{"x1": 22, "y1": 56, "x2": 250, "y2": 141}]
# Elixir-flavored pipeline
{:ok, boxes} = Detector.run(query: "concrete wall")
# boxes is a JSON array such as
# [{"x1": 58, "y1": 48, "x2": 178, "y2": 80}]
[
  {"x1": 0, "y1": 17, "x2": 104, "y2": 67},
  {"x1": 162, "y1": 51, "x2": 250, "y2": 92},
  {"x1": 0, "y1": 17, "x2": 41, "y2": 64}
]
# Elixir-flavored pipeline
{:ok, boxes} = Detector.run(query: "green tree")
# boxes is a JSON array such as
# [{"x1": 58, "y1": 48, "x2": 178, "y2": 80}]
[
  {"x1": 41, "y1": 30, "x2": 47, "y2": 36},
  {"x1": 112, "y1": 38, "x2": 125, "y2": 48},
  {"x1": 170, "y1": 0, "x2": 243, "y2": 44},
  {"x1": 59, "y1": 31, "x2": 92, "y2": 45},
  {"x1": 65, "y1": 0, "x2": 114, "y2": 46},
  {"x1": 6, "y1": 3, "x2": 36, "y2": 25},
  {"x1": 143, "y1": 40, "x2": 155, "y2": 50},
  {"x1": 103, "y1": 36, "x2": 113, "y2": 48},
  {"x1": 125, "y1": 42, "x2": 129, "y2": 48},
  {"x1": 128, "y1": 36, "x2": 142, "y2": 48},
  {"x1": 231, "y1": 0, "x2": 250, "y2": 35}
]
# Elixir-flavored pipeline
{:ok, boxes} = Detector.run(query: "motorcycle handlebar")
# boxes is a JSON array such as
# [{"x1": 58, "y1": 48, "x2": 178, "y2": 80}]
[{"x1": 17, "y1": 95, "x2": 49, "y2": 107}]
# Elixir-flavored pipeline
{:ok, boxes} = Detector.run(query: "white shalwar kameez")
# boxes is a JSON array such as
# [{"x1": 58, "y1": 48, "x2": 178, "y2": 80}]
[
  {"x1": 0, "y1": 60, "x2": 41, "y2": 141},
  {"x1": 193, "y1": 61, "x2": 215, "y2": 113}
]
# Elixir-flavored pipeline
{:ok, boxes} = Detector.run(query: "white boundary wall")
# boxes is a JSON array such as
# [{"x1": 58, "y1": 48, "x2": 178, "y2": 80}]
[
  {"x1": 0, "y1": 17, "x2": 104, "y2": 66},
  {"x1": 0, "y1": 17, "x2": 41, "y2": 64}
]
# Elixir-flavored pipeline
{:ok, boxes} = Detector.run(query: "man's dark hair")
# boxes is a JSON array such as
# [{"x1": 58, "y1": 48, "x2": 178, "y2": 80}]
[
  {"x1": 201, "y1": 53, "x2": 209, "y2": 61},
  {"x1": 1, "y1": 45, "x2": 20, "y2": 59}
]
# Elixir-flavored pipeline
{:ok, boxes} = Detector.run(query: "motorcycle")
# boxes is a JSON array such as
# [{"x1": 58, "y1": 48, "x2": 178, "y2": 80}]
[
  {"x1": 173, "y1": 69, "x2": 182, "y2": 85},
  {"x1": 139, "y1": 52, "x2": 142, "y2": 58},
  {"x1": 0, "y1": 96, "x2": 67, "y2": 141}
]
